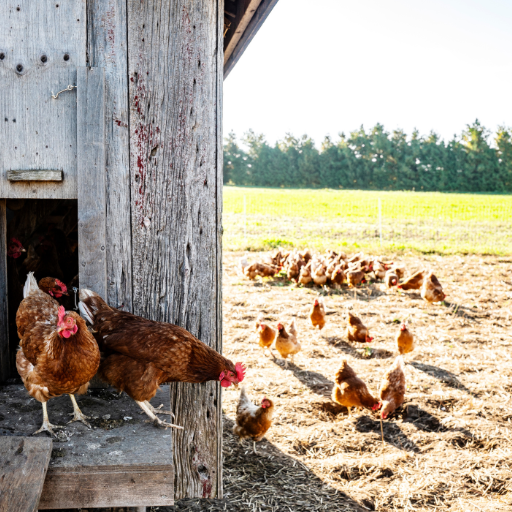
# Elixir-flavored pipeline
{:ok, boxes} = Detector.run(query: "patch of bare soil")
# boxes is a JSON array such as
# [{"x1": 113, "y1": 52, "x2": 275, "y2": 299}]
[{"x1": 163, "y1": 252, "x2": 512, "y2": 511}]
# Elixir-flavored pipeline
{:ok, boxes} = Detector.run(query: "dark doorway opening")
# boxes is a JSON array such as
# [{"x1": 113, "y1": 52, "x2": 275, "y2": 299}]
[{"x1": 6, "y1": 199, "x2": 79, "y2": 378}]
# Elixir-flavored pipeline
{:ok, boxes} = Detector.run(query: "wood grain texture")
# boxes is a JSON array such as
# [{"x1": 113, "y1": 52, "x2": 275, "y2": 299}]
[
  {"x1": 224, "y1": 0, "x2": 280, "y2": 78},
  {"x1": 7, "y1": 170, "x2": 63, "y2": 181},
  {"x1": 0, "y1": 0, "x2": 85, "y2": 199},
  {"x1": 77, "y1": 67, "x2": 107, "y2": 300},
  {"x1": 87, "y1": 0, "x2": 133, "y2": 311},
  {"x1": 0, "y1": 201, "x2": 8, "y2": 382},
  {"x1": 223, "y1": 0, "x2": 262, "y2": 64},
  {"x1": 127, "y1": 0, "x2": 223, "y2": 499},
  {"x1": 39, "y1": 465, "x2": 174, "y2": 509},
  {"x1": 0, "y1": 436, "x2": 52, "y2": 512}
]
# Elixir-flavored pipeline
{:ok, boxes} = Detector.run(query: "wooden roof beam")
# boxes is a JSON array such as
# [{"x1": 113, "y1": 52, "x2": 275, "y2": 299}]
[
  {"x1": 224, "y1": 0, "x2": 280, "y2": 79},
  {"x1": 224, "y1": 0, "x2": 263, "y2": 67}
]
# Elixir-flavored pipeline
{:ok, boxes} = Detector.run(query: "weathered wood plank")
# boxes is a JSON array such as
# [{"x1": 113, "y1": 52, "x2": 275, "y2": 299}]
[
  {"x1": 216, "y1": 0, "x2": 225, "y2": 499},
  {"x1": 224, "y1": 0, "x2": 280, "y2": 78},
  {"x1": 224, "y1": 0, "x2": 263, "y2": 65},
  {"x1": 77, "y1": 67, "x2": 107, "y2": 300},
  {"x1": 127, "y1": 0, "x2": 222, "y2": 499},
  {"x1": 0, "y1": 0, "x2": 86, "y2": 199},
  {"x1": 7, "y1": 170, "x2": 63, "y2": 182},
  {"x1": 87, "y1": 0, "x2": 133, "y2": 311},
  {"x1": 0, "y1": 436, "x2": 52, "y2": 512},
  {"x1": 0, "y1": 201, "x2": 8, "y2": 382},
  {"x1": 39, "y1": 465, "x2": 173, "y2": 509}
]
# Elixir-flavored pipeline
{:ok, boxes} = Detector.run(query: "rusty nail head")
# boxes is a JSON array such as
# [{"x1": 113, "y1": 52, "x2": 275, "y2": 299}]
[
  {"x1": 63, "y1": 53, "x2": 70, "y2": 61},
  {"x1": 0, "y1": 53, "x2": 4, "y2": 60},
  {"x1": 41, "y1": 55, "x2": 47, "y2": 63},
  {"x1": 16, "y1": 64, "x2": 23, "y2": 73}
]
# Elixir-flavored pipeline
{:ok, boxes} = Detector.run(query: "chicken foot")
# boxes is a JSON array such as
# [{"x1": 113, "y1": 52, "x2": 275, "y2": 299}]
[
  {"x1": 136, "y1": 401, "x2": 184, "y2": 430},
  {"x1": 67, "y1": 394, "x2": 91, "y2": 428},
  {"x1": 33, "y1": 402, "x2": 64, "y2": 436},
  {"x1": 145, "y1": 401, "x2": 175, "y2": 418}
]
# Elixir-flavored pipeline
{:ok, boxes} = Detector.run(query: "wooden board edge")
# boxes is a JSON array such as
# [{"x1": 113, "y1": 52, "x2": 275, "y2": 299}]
[{"x1": 224, "y1": 0, "x2": 280, "y2": 79}]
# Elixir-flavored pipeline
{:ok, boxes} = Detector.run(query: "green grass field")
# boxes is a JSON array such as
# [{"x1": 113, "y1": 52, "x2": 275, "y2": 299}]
[{"x1": 223, "y1": 187, "x2": 512, "y2": 254}]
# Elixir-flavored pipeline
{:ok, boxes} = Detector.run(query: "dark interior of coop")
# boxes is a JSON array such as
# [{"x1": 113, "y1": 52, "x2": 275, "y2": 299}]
[{"x1": 5, "y1": 199, "x2": 79, "y2": 378}]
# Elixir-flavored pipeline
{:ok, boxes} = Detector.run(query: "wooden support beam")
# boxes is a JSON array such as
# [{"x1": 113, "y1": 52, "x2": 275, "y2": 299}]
[
  {"x1": 224, "y1": 0, "x2": 280, "y2": 78},
  {"x1": 0, "y1": 436, "x2": 52, "y2": 512},
  {"x1": 77, "y1": 67, "x2": 107, "y2": 300},
  {"x1": 7, "y1": 170, "x2": 63, "y2": 182},
  {"x1": 127, "y1": 0, "x2": 223, "y2": 499},
  {"x1": 224, "y1": 0, "x2": 263, "y2": 65},
  {"x1": 87, "y1": 0, "x2": 133, "y2": 312},
  {"x1": 0, "y1": 200, "x2": 8, "y2": 383}
]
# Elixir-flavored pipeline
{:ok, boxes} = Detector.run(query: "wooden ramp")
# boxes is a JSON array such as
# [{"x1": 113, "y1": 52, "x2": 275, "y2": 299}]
[
  {"x1": 0, "y1": 385, "x2": 174, "y2": 509},
  {"x1": 0, "y1": 436, "x2": 52, "y2": 512}
]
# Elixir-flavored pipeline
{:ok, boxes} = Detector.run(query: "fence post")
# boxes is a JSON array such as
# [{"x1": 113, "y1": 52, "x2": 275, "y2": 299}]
[
  {"x1": 243, "y1": 194, "x2": 247, "y2": 247},
  {"x1": 378, "y1": 197, "x2": 383, "y2": 246}
]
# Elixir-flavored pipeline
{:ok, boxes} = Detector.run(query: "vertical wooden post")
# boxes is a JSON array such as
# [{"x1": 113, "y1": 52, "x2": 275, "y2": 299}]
[
  {"x1": 0, "y1": 201, "x2": 9, "y2": 382},
  {"x1": 77, "y1": 67, "x2": 107, "y2": 298},
  {"x1": 87, "y1": 0, "x2": 133, "y2": 311},
  {"x1": 127, "y1": 0, "x2": 223, "y2": 499}
]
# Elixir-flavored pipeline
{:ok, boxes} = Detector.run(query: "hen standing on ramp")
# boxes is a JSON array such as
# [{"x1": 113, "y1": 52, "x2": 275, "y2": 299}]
[
  {"x1": 16, "y1": 273, "x2": 100, "y2": 435},
  {"x1": 79, "y1": 289, "x2": 246, "y2": 429}
]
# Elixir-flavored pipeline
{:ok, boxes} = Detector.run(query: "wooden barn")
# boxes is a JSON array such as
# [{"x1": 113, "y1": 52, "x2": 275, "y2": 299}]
[{"x1": 0, "y1": 1, "x2": 279, "y2": 510}]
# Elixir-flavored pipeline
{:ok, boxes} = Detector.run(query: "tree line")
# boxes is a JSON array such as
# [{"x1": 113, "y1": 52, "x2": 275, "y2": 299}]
[{"x1": 223, "y1": 120, "x2": 512, "y2": 192}]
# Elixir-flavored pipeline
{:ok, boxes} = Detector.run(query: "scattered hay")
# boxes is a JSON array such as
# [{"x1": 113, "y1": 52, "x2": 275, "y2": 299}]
[{"x1": 164, "y1": 251, "x2": 512, "y2": 512}]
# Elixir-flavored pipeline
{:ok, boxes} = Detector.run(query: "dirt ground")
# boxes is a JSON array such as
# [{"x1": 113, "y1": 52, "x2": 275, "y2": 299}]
[{"x1": 162, "y1": 251, "x2": 512, "y2": 512}]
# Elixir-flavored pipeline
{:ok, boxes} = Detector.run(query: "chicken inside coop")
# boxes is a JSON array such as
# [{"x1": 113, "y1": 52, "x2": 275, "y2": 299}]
[{"x1": 5, "y1": 199, "x2": 79, "y2": 377}]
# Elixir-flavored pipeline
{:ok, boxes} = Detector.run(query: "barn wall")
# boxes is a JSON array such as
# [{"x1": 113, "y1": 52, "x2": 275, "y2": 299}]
[
  {"x1": 88, "y1": 0, "x2": 224, "y2": 499},
  {"x1": 127, "y1": 0, "x2": 224, "y2": 499}
]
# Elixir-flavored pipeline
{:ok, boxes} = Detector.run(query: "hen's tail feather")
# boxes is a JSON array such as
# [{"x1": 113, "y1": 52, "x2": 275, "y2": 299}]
[
  {"x1": 239, "y1": 384, "x2": 249, "y2": 404},
  {"x1": 23, "y1": 272, "x2": 39, "y2": 298},
  {"x1": 78, "y1": 289, "x2": 110, "y2": 324}
]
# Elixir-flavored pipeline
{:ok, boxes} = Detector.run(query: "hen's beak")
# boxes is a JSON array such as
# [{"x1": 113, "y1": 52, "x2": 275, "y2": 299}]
[{"x1": 233, "y1": 383, "x2": 239, "y2": 390}]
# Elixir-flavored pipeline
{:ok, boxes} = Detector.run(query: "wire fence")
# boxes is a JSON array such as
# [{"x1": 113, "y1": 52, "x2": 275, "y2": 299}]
[{"x1": 223, "y1": 190, "x2": 512, "y2": 254}]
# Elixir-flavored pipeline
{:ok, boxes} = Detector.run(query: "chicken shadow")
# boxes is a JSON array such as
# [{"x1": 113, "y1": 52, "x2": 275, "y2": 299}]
[
  {"x1": 409, "y1": 361, "x2": 476, "y2": 397},
  {"x1": 355, "y1": 414, "x2": 420, "y2": 453},
  {"x1": 271, "y1": 359, "x2": 333, "y2": 397},
  {"x1": 324, "y1": 336, "x2": 394, "y2": 360}
]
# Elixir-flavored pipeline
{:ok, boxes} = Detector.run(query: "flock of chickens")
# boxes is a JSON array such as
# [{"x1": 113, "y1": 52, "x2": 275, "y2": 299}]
[
  {"x1": 239, "y1": 248, "x2": 446, "y2": 304},
  {"x1": 231, "y1": 248, "x2": 447, "y2": 451},
  {"x1": 8, "y1": 236, "x2": 447, "y2": 462}
]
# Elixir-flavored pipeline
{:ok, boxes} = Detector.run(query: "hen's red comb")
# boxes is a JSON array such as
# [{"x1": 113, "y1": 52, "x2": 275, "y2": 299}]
[
  {"x1": 55, "y1": 279, "x2": 67, "y2": 293},
  {"x1": 235, "y1": 362, "x2": 246, "y2": 383},
  {"x1": 57, "y1": 306, "x2": 66, "y2": 325}
]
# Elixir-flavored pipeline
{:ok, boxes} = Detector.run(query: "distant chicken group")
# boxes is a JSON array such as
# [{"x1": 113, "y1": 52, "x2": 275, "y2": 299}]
[{"x1": 240, "y1": 248, "x2": 446, "y2": 304}]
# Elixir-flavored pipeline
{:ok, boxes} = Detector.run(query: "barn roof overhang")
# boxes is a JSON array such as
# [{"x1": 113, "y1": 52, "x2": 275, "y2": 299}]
[{"x1": 223, "y1": 0, "x2": 280, "y2": 79}]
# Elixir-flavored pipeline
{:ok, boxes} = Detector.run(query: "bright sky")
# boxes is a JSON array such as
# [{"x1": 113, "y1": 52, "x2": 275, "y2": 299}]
[{"x1": 224, "y1": 0, "x2": 512, "y2": 146}]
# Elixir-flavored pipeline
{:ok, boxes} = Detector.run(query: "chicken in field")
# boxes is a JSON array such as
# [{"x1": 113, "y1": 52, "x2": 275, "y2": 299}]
[
  {"x1": 396, "y1": 323, "x2": 414, "y2": 355},
  {"x1": 300, "y1": 248, "x2": 312, "y2": 263},
  {"x1": 384, "y1": 270, "x2": 399, "y2": 288},
  {"x1": 346, "y1": 312, "x2": 373, "y2": 343},
  {"x1": 330, "y1": 266, "x2": 346, "y2": 286},
  {"x1": 233, "y1": 386, "x2": 274, "y2": 453},
  {"x1": 347, "y1": 269, "x2": 366, "y2": 287},
  {"x1": 256, "y1": 315, "x2": 277, "y2": 357},
  {"x1": 421, "y1": 272, "x2": 446, "y2": 303},
  {"x1": 379, "y1": 356, "x2": 406, "y2": 419},
  {"x1": 298, "y1": 262, "x2": 312, "y2": 285},
  {"x1": 332, "y1": 360, "x2": 380, "y2": 416},
  {"x1": 397, "y1": 270, "x2": 425, "y2": 291},
  {"x1": 311, "y1": 263, "x2": 328, "y2": 286},
  {"x1": 372, "y1": 260, "x2": 391, "y2": 280},
  {"x1": 309, "y1": 298, "x2": 326, "y2": 330},
  {"x1": 275, "y1": 320, "x2": 300, "y2": 368},
  {"x1": 79, "y1": 289, "x2": 246, "y2": 429},
  {"x1": 16, "y1": 273, "x2": 100, "y2": 435}
]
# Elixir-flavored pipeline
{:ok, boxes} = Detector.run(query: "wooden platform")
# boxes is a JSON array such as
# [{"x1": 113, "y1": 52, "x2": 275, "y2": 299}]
[{"x1": 0, "y1": 384, "x2": 174, "y2": 509}]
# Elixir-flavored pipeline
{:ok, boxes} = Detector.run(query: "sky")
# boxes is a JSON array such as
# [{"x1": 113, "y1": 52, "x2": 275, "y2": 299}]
[{"x1": 223, "y1": 0, "x2": 512, "y2": 147}]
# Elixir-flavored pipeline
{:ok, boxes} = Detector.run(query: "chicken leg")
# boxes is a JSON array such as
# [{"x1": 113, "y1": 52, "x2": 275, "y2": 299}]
[
  {"x1": 68, "y1": 394, "x2": 91, "y2": 428},
  {"x1": 145, "y1": 401, "x2": 175, "y2": 418},
  {"x1": 136, "y1": 401, "x2": 183, "y2": 429},
  {"x1": 33, "y1": 402, "x2": 64, "y2": 436}
]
